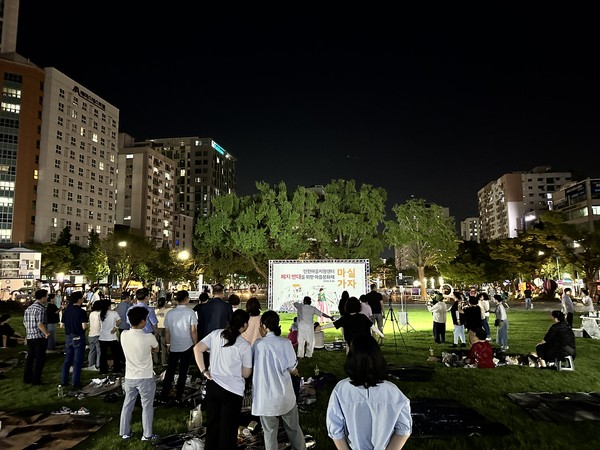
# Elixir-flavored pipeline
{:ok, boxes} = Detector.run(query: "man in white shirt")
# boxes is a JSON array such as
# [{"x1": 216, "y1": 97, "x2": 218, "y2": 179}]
[
  {"x1": 293, "y1": 296, "x2": 332, "y2": 358},
  {"x1": 160, "y1": 290, "x2": 198, "y2": 403}
]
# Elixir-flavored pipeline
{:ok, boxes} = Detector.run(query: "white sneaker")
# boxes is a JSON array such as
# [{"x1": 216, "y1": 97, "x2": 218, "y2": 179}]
[{"x1": 82, "y1": 366, "x2": 98, "y2": 371}]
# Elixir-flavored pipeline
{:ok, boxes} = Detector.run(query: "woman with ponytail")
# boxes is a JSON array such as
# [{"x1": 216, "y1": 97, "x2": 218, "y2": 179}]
[{"x1": 194, "y1": 308, "x2": 252, "y2": 449}]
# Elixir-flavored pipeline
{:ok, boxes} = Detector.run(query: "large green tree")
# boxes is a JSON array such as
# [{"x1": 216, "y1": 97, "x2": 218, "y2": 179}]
[
  {"x1": 385, "y1": 198, "x2": 459, "y2": 300},
  {"x1": 310, "y1": 179, "x2": 386, "y2": 266},
  {"x1": 195, "y1": 182, "x2": 318, "y2": 283},
  {"x1": 79, "y1": 231, "x2": 110, "y2": 284},
  {"x1": 102, "y1": 232, "x2": 157, "y2": 290}
]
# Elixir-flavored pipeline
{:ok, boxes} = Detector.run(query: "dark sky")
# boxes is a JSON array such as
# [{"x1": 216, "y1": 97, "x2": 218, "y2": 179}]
[{"x1": 15, "y1": 3, "x2": 598, "y2": 223}]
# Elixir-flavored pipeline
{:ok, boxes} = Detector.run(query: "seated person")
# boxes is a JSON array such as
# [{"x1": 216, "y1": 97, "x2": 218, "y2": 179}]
[
  {"x1": 287, "y1": 316, "x2": 298, "y2": 349},
  {"x1": 535, "y1": 310, "x2": 576, "y2": 368},
  {"x1": 466, "y1": 327, "x2": 495, "y2": 368},
  {"x1": 314, "y1": 322, "x2": 325, "y2": 350},
  {"x1": 0, "y1": 313, "x2": 25, "y2": 348}
]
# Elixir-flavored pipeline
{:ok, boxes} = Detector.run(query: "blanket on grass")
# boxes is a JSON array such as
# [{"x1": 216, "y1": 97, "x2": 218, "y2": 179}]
[
  {"x1": 507, "y1": 392, "x2": 600, "y2": 422},
  {"x1": 0, "y1": 410, "x2": 112, "y2": 449}
]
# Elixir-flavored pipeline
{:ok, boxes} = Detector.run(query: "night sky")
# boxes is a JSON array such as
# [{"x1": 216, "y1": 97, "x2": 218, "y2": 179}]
[{"x1": 15, "y1": 3, "x2": 598, "y2": 223}]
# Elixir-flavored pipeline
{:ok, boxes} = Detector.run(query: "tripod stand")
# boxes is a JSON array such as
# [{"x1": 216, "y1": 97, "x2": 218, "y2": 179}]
[
  {"x1": 383, "y1": 302, "x2": 407, "y2": 356},
  {"x1": 398, "y1": 289, "x2": 415, "y2": 333}
]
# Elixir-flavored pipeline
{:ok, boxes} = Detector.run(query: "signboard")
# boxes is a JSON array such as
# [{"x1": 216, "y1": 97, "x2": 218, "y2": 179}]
[{"x1": 268, "y1": 259, "x2": 370, "y2": 312}]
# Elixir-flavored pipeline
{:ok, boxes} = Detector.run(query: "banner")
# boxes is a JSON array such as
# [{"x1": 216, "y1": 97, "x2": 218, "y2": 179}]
[{"x1": 268, "y1": 259, "x2": 370, "y2": 312}]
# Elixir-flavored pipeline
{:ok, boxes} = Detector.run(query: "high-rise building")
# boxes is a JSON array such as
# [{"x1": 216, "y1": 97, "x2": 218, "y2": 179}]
[
  {"x1": 117, "y1": 133, "x2": 176, "y2": 248},
  {"x1": 34, "y1": 68, "x2": 119, "y2": 245},
  {"x1": 0, "y1": 0, "x2": 19, "y2": 54},
  {"x1": 0, "y1": 54, "x2": 44, "y2": 244},
  {"x1": 477, "y1": 166, "x2": 572, "y2": 240},
  {"x1": 120, "y1": 135, "x2": 236, "y2": 221},
  {"x1": 460, "y1": 217, "x2": 481, "y2": 243}
]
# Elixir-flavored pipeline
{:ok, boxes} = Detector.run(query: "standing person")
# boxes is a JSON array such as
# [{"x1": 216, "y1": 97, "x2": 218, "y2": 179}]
[
  {"x1": 193, "y1": 309, "x2": 253, "y2": 450},
  {"x1": 493, "y1": 294, "x2": 509, "y2": 351},
  {"x1": 524, "y1": 288, "x2": 533, "y2": 310},
  {"x1": 359, "y1": 294, "x2": 372, "y2": 318},
  {"x1": 46, "y1": 293, "x2": 60, "y2": 350},
  {"x1": 561, "y1": 288, "x2": 575, "y2": 328},
  {"x1": 98, "y1": 299, "x2": 123, "y2": 375},
  {"x1": 160, "y1": 290, "x2": 198, "y2": 404},
  {"x1": 535, "y1": 310, "x2": 576, "y2": 368},
  {"x1": 449, "y1": 291, "x2": 466, "y2": 348},
  {"x1": 326, "y1": 333, "x2": 412, "y2": 449},
  {"x1": 317, "y1": 288, "x2": 330, "y2": 324},
  {"x1": 119, "y1": 306, "x2": 159, "y2": 442},
  {"x1": 426, "y1": 293, "x2": 447, "y2": 344},
  {"x1": 83, "y1": 300, "x2": 102, "y2": 371},
  {"x1": 365, "y1": 284, "x2": 384, "y2": 342},
  {"x1": 60, "y1": 291, "x2": 88, "y2": 389},
  {"x1": 193, "y1": 291, "x2": 210, "y2": 342},
  {"x1": 154, "y1": 296, "x2": 170, "y2": 367},
  {"x1": 89, "y1": 287, "x2": 101, "y2": 308},
  {"x1": 23, "y1": 289, "x2": 50, "y2": 385},
  {"x1": 478, "y1": 292, "x2": 491, "y2": 340},
  {"x1": 338, "y1": 290, "x2": 350, "y2": 318},
  {"x1": 463, "y1": 296, "x2": 483, "y2": 346},
  {"x1": 293, "y1": 296, "x2": 333, "y2": 358},
  {"x1": 116, "y1": 291, "x2": 133, "y2": 334},
  {"x1": 241, "y1": 296, "x2": 262, "y2": 346},
  {"x1": 581, "y1": 288, "x2": 595, "y2": 314},
  {"x1": 128, "y1": 288, "x2": 158, "y2": 334},
  {"x1": 198, "y1": 283, "x2": 232, "y2": 340},
  {"x1": 252, "y1": 310, "x2": 306, "y2": 450},
  {"x1": 330, "y1": 297, "x2": 373, "y2": 350}
]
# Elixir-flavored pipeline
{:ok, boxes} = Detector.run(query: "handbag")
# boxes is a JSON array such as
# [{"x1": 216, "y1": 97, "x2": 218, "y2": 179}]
[{"x1": 494, "y1": 318, "x2": 501, "y2": 327}]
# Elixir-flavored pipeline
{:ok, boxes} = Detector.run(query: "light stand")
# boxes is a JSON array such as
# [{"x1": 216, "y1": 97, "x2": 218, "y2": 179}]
[
  {"x1": 398, "y1": 287, "x2": 415, "y2": 333},
  {"x1": 383, "y1": 298, "x2": 407, "y2": 356}
]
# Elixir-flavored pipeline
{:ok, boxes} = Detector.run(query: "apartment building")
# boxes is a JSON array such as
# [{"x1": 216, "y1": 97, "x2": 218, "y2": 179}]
[{"x1": 478, "y1": 166, "x2": 572, "y2": 240}]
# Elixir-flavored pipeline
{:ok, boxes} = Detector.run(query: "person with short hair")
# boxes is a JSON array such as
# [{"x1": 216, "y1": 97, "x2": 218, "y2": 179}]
[
  {"x1": 128, "y1": 288, "x2": 158, "y2": 334},
  {"x1": 293, "y1": 296, "x2": 333, "y2": 358},
  {"x1": 364, "y1": 284, "x2": 384, "y2": 342},
  {"x1": 493, "y1": 294, "x2": 509, "y2": 351},
  {"x1": 46, "y1": 293, "x2": 60, "y2": 350},
  {"x1": 252, "y1": 310, "x2": 306, "y2": 450},
  {"x1": 23, "y1": 289, "x2": 51, "y2": 385},
  {"x1": 466, "y1": 328, "x2": 495, "y2": 368},
  {"x1": 581, "y1": 288, "x2": 594, "y2": 313},
  {"x1": 326, "y1": 333, "x2": 412, "y2": 449},
  {"x1": 160, "y1": 290, "x2": 198, "y2": 403},
  {"x1": 228, "y1": 293, "x2": 241, "y2": 311},
  {"x1": 241, "y1": 296, "x2": 262, "y2": 346},
  {"x1": 535, "y1": 310, "x2": 576, "y2": 368},
  {"x1": 60, "y1": 291, "x2": 89, "y2": 388},
  {"x1": 197, "y1": 283, "x2": 232, "y2": 341},
  {"x1": 119, "y1": 306, "x2": 159, "y2": 441},
  {"x1": 99, "y1": 299, "x2": 123, "y2": 374},
  {"x1": 331, "y1": 297, "x2": 373, "y2": 350}
]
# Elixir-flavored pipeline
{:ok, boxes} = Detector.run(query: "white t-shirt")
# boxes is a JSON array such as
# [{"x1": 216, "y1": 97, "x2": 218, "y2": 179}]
[
  {"x1": 88, "y1": 310, "x2": 101, "y2": 337},
  {"x1": 99, "y1": 310, "x2": 121, "y2": 341},
  {"x1": 121, "y1": 328, "x2": 158, "y2": 379}
]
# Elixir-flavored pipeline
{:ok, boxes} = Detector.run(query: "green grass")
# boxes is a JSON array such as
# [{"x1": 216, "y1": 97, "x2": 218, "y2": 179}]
[{"x1": 1, "y1": 303, "x2": 599, "y2": 449}]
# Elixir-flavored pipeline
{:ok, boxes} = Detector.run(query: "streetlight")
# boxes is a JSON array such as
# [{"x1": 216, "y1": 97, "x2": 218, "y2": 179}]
[
  {"x1": 118, "y1": 241, "x2": 127, "y2": 248},
  {"x1": 177, "y1": 250, "x2": 190, "y2": 261}
]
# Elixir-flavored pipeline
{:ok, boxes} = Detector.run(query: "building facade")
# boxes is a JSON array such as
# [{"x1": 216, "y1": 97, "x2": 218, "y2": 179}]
[
  {"x1": 0, "y1": 0, "x2": 19, "y2": 54},
  {"x1": 552, "y1": 178, "x2": 600, "y2": 232},
  {"x1": 478, "y1": 166, "x2": 572, "y2": 240},
  {"x1": 460, "y1": 217, "x2": 481, "y2": 243},
  {"x1": 34, "y1": 68, "x2": 119, "y2": 245},
  {"x1": 117, "y1": 134, "x2": 176, "y2": 248}
]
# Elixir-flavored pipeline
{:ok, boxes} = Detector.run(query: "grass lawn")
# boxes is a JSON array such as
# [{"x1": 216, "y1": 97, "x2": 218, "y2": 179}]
[{"x1": 1, "y1": 301, "x2": 599, "y2": 449}]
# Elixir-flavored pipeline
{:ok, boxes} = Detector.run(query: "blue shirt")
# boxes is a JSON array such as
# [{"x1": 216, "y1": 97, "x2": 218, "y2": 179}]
[
  {"x1": 116, "y1": 300, "x2": 132, "y2": 330},
  {"x1": 251, "y1": 332, "x2": 298, "y2": 416},
  {"x1": 127, "y1": 302, "x2": 158, "y2": 334},
  {"x1": 326, "y1": 378, "x2": 412, "y2": 449}
]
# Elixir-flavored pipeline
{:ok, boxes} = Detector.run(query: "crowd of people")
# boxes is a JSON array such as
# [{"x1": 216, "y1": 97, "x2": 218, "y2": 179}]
[{"x1": 5, "y1": 281, "x2": 597, "y2": 449}]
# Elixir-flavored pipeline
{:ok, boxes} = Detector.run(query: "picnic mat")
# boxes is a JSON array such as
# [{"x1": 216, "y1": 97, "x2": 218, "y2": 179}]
[
  {"x1": 0, "y1": 410, "x2": 112, "y2": 449},
  {"x1": 387, "y1": 364, "x2": 435, "y2": 382},
  {"x1": 410, "y1": 398, "x2": 511, "y2": 438},
  {"x1": 507, "y1": 392, "x2": 600, "y2": 422}
]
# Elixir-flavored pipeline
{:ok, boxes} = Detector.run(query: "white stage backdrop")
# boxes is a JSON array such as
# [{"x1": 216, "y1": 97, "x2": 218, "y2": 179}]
[{"x1": 268, "y1": 259, "x2": 370, "y2": 313}]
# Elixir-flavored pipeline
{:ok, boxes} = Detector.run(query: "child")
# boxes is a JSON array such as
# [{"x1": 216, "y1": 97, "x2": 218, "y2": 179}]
[
  {"x1": 119, "y1": 306, "x2": 159, "y2": 441},
  {"x1": 466, "y1": 328, "x2": 495, "y2": 368},
  {"x1": 287, "y1": 317, "x2": 298, "y2": 349}
]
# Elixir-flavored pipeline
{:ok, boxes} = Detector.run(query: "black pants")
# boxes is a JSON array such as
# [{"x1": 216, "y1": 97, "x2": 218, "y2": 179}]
[
  {"x1": 205, "y1": 380, "x2": 243, "y2": 450},
  {"x1": 161, "y1": 346, "x2": 193, "y2": 401},
  {"x1": 99, "y1": 339, "x2": 124, "y2": 373},
  {"x1": 566, "y1": 312, "x2": 574, "y2": 328},
  {"x1": 24, "y1": 337, "x2": 47, "y2": 384},
  {"x1": 433, "y1": 321, "x2": 446, "y2": 343}
]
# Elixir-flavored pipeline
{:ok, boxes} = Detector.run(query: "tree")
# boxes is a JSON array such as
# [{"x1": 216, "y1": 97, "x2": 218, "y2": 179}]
[
  {"x1": 31, "y1": 242, "x2": 74, "y2": 282},
  {"x1": 56, "y1": 226, "x2": 72, "y2": 246},
  {"x1": 79, "y1": 231, "x2": 109, "y2": 285},
  {"x1": 532, "y1": 212, "x2": 600, "y2": 295},
  {"x1": 102, "y1": 232, "x2": 157, "y2": 290},
  {"x1": 385, "y1": 198, "x2": 459, "y2": 300},
  {"x1": 195, "y1": 182, "x2": 318, "y2": 283},
  {"x1": 311, "y1": 179, "x2": 387, "y2": 266}
]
